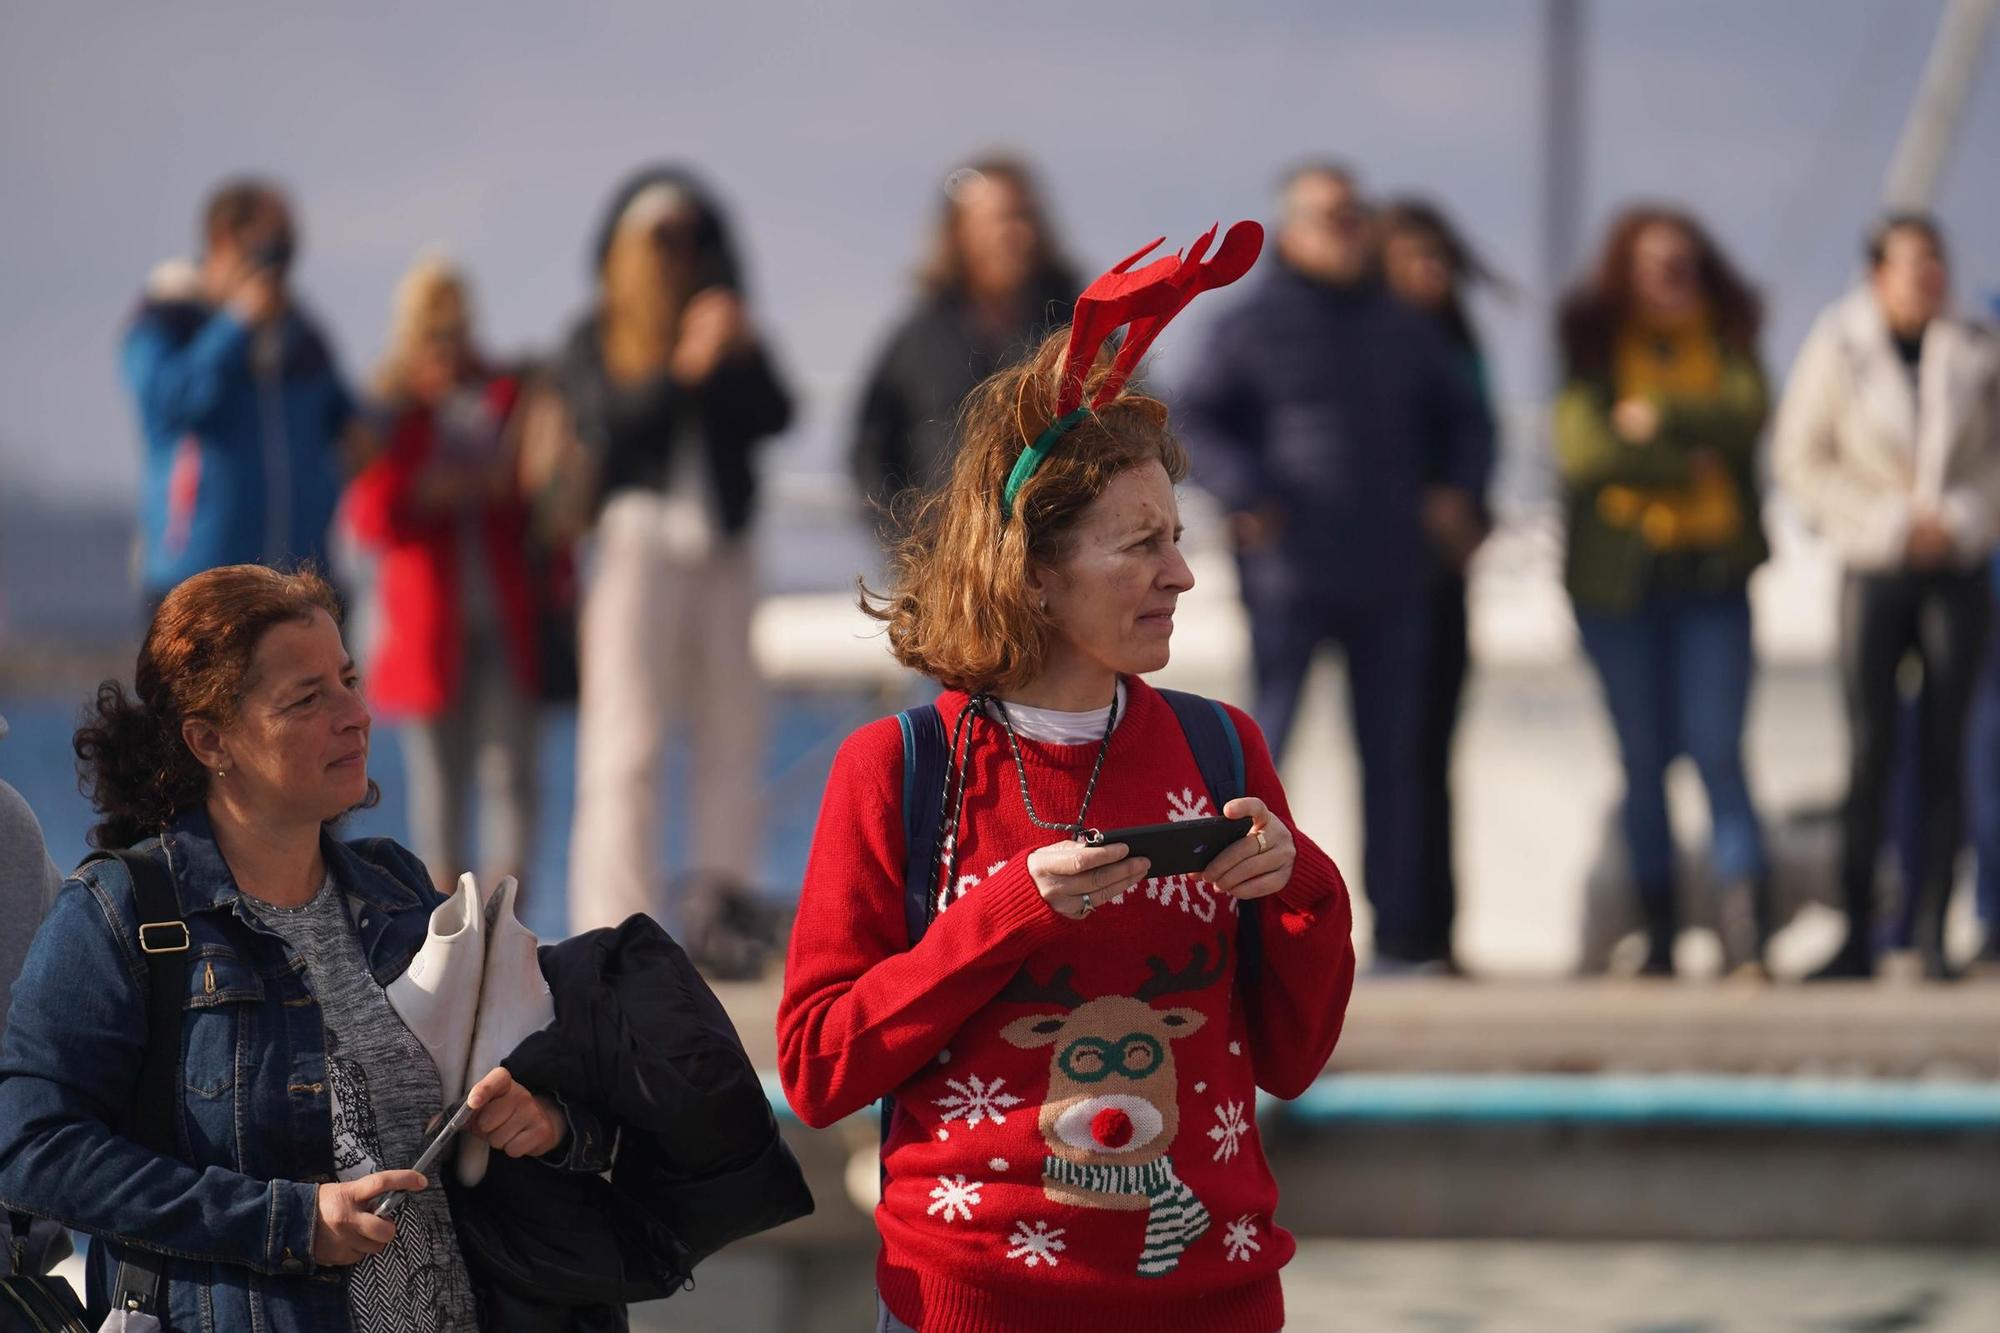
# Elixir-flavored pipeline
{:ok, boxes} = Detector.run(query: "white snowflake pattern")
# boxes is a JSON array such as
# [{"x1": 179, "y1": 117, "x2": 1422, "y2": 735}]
[
  {"x1": 1005, "y1": 1219, "x2": 1068, "y2": 1269},
  {"x1": 934, "y1": 1074, "x2": 1024, "y2": 1129},
  {"x1": 938, "y1": 858, "x2": 1012, "y2": 915},
  {"x1": 1222, "y1": 1215, "x2": 1262, "y2": 1263},
  {"x1": 1166, "y1": 787, "x2": 1213, "y2": 822},
  {"x1": 1229, "y1": 1041, "x2": 1242, "y2": 1056},
  {"x1": 989, "y1": 1157, "x2": 1010, "y2": 1172},
  {"x1": 927, "y1": 1175, "x2": 984, "y2": 1223},
  {"x1": 1208, "y1": 1100, "x2": 1249, "y2": 1162}
]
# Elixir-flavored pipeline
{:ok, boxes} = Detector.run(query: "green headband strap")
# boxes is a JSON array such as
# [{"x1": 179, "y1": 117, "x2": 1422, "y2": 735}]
[{"x1": 1002, "y1": 406, "x2": 1091, "y2": 517}]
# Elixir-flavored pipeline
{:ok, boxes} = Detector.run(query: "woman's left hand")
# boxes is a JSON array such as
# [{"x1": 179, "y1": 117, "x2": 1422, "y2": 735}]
[
  {"x1": 463, "y1": 1066, "x2": 565, "y2": 1159},
  {"x1": 1200, "y1": 797, "x2": 1296, "y2": 901}
]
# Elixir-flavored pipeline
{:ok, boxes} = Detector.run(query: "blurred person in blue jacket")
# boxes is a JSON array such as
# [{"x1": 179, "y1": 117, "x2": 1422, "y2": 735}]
[
  {"x1": 1178, "y1": 162, "x2": 1494, "y2": 972},
  {"x1": 122, "y1": 177, "x2": 360, "y2": 609}
]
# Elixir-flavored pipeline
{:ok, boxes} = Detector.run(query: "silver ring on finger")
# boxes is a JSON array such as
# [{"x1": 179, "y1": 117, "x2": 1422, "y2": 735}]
[
  {"x1": 1255, "y1": 828, "x2": 1270, "y2": 854},
  {"x1": 1080, "y1": 891, "x2": 1093, "y2": 916}
]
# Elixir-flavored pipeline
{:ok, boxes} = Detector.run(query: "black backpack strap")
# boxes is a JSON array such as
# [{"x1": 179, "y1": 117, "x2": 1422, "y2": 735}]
[
  {"x1": 882, "y1": 705, "x2": 950, "y2": 1160},
  {"x1": 1156, "y1": 689, "x2": 1263, "y2": 986},
  {"x1": 80, "y1": 848, "x2": 188, "y2": 1318}
]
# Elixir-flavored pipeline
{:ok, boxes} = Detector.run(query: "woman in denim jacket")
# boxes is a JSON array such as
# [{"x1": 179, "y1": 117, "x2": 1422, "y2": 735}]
[{"x1": 0, "y1": 565, "x2": 594, "y2": 1332}]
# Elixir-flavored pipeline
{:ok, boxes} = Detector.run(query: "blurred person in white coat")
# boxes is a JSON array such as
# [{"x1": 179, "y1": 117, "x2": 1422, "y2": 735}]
[{"x1": 1775, "y1": 214, "x2": 2000, "y2": 980}]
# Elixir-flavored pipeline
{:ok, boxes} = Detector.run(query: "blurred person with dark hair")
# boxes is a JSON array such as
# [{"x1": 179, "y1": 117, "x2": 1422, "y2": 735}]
[
  {"x1": 558, "y1": 167, "x2": 793, "y2": 947},
  {"x1": 1178, "y1": 163, "x2": 1493, "y2": 973},
  {"x1": 345, "y1": 254, "x2": 541, "y2": 895},
  {"x1": 1776, "y1": 215, "x2": 2000, "y2": 980},
  {"x1": 1380, "y1": 198, "x2": 1503, "y2": 976},
  {"x1": 122, "y1": 177, "x2": 361, "y2": 610},
  {"x1": 851, "y1": 156, "x2": 1079, "y2": 524},
  {"x1": 1556, "y1": 207, "x2": 1772, "y2": 978}
]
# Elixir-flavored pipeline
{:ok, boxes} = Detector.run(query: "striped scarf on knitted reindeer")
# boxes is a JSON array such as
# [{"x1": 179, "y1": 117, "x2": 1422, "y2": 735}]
[{"x1": 1043, "y1": 1155, "x2": 1211, "y2": 1277}]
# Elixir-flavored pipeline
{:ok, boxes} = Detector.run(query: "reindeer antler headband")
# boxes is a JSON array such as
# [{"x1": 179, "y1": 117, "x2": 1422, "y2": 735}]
[{"x1": 1001, "y1": 220, "x2": 1264, "y2": 516}]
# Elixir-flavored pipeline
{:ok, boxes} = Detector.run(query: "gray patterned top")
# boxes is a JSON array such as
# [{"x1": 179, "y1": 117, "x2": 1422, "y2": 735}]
[{"x1": 243, "y1": 878, "x2": 478, "y2": 1333}]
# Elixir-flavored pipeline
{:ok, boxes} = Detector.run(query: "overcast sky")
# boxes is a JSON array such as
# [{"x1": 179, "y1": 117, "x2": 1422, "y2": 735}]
[{"x1": 2, "y1": 0, "x2": 1996, "y2": 505}]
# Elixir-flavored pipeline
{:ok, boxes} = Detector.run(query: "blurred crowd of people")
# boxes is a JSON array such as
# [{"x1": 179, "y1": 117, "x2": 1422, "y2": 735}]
[{"x1": 103, "y1": 157, "x2": 2000, "y2": 983}]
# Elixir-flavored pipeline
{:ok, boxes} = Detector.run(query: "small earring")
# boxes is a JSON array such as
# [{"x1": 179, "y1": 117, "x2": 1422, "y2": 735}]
[
  {"x1": 1039, "y1": 599, "x2": 1049, "y2": 614},
  {"x1": 215, "y1": 769, "x2": 227, "y2": 779}
]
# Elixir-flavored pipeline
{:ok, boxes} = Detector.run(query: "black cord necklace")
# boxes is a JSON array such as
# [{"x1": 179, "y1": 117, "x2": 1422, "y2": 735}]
[
  {"x1": 930, "y1": 685, "x2": 1121, "y2": 921},
  {"x1": 988, "y1": 688, "x2": 1120, "y2": 841}
]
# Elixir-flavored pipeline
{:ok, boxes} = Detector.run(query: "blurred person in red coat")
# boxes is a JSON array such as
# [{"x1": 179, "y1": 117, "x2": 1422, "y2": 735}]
[{"x1": 347, "y1": 253, "x2": 541, "y2": 894}]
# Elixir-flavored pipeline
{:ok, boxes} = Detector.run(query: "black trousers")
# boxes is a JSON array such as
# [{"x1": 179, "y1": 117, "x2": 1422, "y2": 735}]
[
  {"x1": 1245, "y1": 573, "x2": 1434, "y2": 962},
  {"x1": 1838, "y1": 567, "x2": 1992, "y2": 953},
  {"x1": 1414, "y1": 568, "x2": 1469, "y2": 965}
]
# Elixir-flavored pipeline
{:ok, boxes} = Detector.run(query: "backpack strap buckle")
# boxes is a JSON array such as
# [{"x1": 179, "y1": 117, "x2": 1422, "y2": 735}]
[{"x1": 138, "y1": 921, "x2": 190, "y2": 954}]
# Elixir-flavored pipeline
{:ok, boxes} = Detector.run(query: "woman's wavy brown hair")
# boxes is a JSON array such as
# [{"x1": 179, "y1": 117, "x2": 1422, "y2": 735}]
[
  {"x1": 861, "y1": 328, "x2": 1187, "y2": 693},
  {"x1": 74, "y1": 564, "x2": 378, "y2": 849},
  {"x1": 1558, "y1": 204, "x2": 1762, "y2": 384},
  {"x1": 916, "y1": 156, "x2": 1077, "y2": 300}
]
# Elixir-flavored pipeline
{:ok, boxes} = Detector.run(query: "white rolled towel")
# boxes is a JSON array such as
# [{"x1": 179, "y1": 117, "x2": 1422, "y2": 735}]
[{"x1": 456, "y1": 875, "x2": 556, "y2": 1186}]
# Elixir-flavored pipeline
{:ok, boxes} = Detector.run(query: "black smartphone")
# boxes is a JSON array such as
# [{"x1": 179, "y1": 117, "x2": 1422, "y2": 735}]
[
  {"x1": 369, "y1": 1092, "x2": 478, "y2": 1217},
  {"x1": 1088, "y1": 816, "x2": 1252, "y2": 878}
]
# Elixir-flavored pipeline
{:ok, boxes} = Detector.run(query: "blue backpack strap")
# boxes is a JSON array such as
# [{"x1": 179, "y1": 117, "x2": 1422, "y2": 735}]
[
  {"x1": 896, "y1": 704, "x2": 949, "y2": 947},
  {"x1": 1156, "y1": 689, "x2": 1263, "y2": 986},
  {"x1": 885, "y1": 704, "x2": 950, "y2": 1160}
]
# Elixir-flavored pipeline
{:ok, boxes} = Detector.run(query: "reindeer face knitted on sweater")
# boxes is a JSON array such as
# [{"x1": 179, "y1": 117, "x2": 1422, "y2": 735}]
[{"x1": 1000, "y1": 936, "x2": 1228, "y2": 1275}]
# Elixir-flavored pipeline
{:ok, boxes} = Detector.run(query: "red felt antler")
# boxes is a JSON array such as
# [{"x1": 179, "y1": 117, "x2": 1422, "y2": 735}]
[{"x1": 1052, "y1": 220, "x2": 1265, "y2": 417}]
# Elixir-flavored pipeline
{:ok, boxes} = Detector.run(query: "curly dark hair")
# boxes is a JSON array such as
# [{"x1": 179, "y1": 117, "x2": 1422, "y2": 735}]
[{"x1": 74, "y1": 564, "x2": 378, "y2": 849}]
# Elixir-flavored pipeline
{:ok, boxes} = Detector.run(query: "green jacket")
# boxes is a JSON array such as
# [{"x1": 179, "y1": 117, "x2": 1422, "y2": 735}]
[{"x1": 1554, "y1": 354, "x2": 1770, "y2": 614}]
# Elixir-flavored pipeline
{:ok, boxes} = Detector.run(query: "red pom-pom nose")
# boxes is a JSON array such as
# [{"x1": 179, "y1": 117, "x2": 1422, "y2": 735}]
[{"x1": 1091, "y1": 1106, "x2": 1135, "y2": 1149}]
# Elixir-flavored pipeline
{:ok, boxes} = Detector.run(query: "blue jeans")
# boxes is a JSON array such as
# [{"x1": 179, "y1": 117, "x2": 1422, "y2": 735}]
[
  {"x1": 1973, "y1": 624, "x2": 2000, "y2": 929},
  {"x1": 877, "y1": 1296, "x2": 921, "y2": 1332},
  {"x1": 1576, "y1": 588, "x2": 1767, "y2": 896}
]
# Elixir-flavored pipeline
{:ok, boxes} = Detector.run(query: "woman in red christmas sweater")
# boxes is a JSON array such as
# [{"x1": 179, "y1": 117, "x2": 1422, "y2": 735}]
[{"x1": 778, "y1": 223, "x2": 1356, "y2": 1333}]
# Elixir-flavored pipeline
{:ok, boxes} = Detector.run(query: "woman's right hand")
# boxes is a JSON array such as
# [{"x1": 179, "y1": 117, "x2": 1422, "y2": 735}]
[
  {"x1": 1027, "y1": 841, "x2": 1151, "y2": 920},
  {"x1": 311, "y1": 1170, "x2": 426, "y2": 1266}
]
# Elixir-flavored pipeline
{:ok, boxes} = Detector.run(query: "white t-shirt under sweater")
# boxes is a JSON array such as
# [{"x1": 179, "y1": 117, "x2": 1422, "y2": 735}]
[{"x1": 985, "y1": 681, "x2": 1129, "y2": 744}]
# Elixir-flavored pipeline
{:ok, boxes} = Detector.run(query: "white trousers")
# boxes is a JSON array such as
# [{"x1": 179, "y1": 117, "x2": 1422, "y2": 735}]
[{"x1": 566, "y1": 490, "x2": 764, "y2": 933}]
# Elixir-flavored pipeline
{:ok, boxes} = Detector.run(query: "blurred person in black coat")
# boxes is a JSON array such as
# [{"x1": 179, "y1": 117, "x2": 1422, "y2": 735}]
[
  {"x1": 850, "y1": 156, "x2": 1078, "y2": 529},
  {"x1": 1380, "y1": 199, "x2": 1504, "y2": 976}
]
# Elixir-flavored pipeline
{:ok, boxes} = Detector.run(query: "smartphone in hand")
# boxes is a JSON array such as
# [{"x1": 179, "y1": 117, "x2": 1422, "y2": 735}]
[
  {"x1": 369, "y1": 1092, "x2": 478, "y2": 1217},
  {"x1": 1088, "y1": 816, "x2": 1253, "y2": 879}
]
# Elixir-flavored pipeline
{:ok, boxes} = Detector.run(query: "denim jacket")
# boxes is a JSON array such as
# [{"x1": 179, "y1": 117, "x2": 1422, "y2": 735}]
[{"x1": 0, "y1": 810, "x2": 440, "y2": 1333}]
